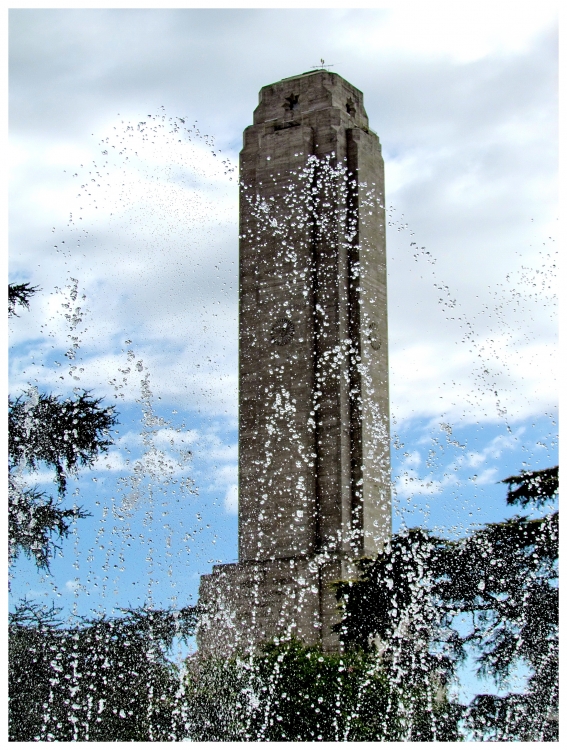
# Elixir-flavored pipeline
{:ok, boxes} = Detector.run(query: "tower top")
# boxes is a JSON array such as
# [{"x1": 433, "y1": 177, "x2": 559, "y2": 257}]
[{"x1": 253, "y1": 69, "x2": 369, "y2": 130}]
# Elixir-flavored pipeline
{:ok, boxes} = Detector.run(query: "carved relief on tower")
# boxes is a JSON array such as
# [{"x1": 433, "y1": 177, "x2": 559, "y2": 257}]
[
  {"x1": 365, "y1": 320, "x2": 382, "y2": 351},
  {"x1": 271, "y1": 317, "x2": 295, "y2": 346}
]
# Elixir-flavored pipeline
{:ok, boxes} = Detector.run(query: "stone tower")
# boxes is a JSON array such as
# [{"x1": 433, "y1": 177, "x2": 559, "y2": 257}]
[{"x1": 198, "y1": 70, "x2": 390, "y2": 654}]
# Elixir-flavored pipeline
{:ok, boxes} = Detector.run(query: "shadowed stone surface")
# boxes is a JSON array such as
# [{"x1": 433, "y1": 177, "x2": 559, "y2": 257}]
[{"x1": 198, "y1": 70, "x2": 390, "y2": 654}]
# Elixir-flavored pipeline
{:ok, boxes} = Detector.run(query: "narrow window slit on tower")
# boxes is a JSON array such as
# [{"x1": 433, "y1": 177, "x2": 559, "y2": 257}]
[
  {"x1": 346, "y1": 98, "x2": 356, "y2": 117},
  {"x1": 274, "y1": 121, "x2": 300, "y2": 132}
]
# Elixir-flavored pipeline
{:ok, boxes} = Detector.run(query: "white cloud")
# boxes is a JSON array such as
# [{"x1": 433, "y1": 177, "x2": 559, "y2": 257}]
[
  {"x1": 464, "y1": 429, "x2": 526, "y2": 470},
  {"x1": 395, "y1": 468, "x2": 457, "y2": 500},
  {"x1": 401, "y1": 450, "x2": 421, "y2": 468},
  {"x1": 224, "y1": 484, "x2": 238, "y2": 514},
  {"x1": 473, "y1": 467, "x2": 499, "y2": 485},
  {"x1": 393, "y1": 425, "x2": 529, "y2": 502},
  {"x1": 336, "y1": 4, "x2": 557, "y2": 64},
  {"x1": 9, "y1": 9, "x2": 557, "y2": 442},
  {"x1": 93, "y1": 450, "x2": 128, "y2": 473},
  {"x1": 11, "y1": 468, "x2": 58, "y2": 489},
  {"x1": 151, "y1": 428, "x2": 200, "y2": 450}
]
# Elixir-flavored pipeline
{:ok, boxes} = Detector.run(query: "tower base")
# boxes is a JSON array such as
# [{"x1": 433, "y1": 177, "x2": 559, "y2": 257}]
[{"x1": 197, "y1": 555, "x2": 355, "y2": 656}]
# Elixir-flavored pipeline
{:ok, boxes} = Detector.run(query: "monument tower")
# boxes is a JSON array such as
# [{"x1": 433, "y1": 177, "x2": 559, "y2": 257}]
[{"x1": 198, "y1": 69, "x2": 390, "y2": 654}]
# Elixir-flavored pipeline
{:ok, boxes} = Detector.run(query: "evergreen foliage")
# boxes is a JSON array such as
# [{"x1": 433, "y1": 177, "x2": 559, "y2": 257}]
[
  {"x1": 9, "y1": 600, "x2": 198, "y2": 741},
  {"x1": 9, "y1": 389, "x2": 117, "y2": 497},
  {"x1": 8, "y1": 281, "x2": 40, "y2": 317},
  {"x1": 184, "y1": 638, "x2": 460, "y2": 741},
  {"x1": 8, "y1": 475, "x2": 90, "y2": 569},
  {"x1": 8, "y1": 283, "x2": 118, "y2": 568},
  {"x1": 501, "y1": 465, "x2": 558, "y2": 508},
  {"x1": 334, "y1": 466, "x2": 558, "y2": 741}
]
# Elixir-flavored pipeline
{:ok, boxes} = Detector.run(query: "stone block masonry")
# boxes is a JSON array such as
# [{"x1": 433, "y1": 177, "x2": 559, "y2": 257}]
[{"x1": 198, "y1": 70, "x2": 390, "y2": 655}]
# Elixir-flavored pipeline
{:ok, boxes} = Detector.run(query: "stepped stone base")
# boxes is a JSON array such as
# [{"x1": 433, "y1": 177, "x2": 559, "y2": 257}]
[{"x1": 197, "y1": 555, "x2": 354, "y2": 656}]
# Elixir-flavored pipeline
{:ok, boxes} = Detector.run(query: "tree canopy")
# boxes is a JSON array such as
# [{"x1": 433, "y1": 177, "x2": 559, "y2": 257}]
[
  {"x1": 9, "y1": 600, "x2": 198, "y2": 741},
  {"x1": 8, "y1": 282, "x2": 40, "y2": 317},
  {"x1": 8, "y1": 283, "x2": 118, "y2": 569},
  {"x1": 333, "y1": 465, "x2": 558, "y2": 741}
]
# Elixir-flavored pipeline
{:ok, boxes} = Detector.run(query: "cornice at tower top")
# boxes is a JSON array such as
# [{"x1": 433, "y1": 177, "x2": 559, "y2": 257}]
[{"x1": 253, "y1": 69, "x2": 369, "y2": 130}]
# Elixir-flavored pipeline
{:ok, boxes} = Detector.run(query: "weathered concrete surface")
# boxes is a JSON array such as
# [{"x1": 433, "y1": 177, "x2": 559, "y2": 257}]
[{"x1": 198, "y1": 70, "x2": 390, "y2": 655}]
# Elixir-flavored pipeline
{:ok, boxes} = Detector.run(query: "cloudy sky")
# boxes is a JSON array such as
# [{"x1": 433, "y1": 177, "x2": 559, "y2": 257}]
[{"x1": 9, "y1": 5, "x2": 558, "y2": 618}]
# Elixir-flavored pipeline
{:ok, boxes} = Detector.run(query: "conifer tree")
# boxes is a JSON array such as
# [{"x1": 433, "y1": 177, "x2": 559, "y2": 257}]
[
  {"x1": 8, "y1": 283, "x2": 118, "y2": 568},
  {"x1": 334, "y1": 466, "x2": 558, "y2": 741}
]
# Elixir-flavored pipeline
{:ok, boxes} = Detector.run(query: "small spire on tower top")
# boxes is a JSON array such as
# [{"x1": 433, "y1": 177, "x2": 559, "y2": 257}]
[{"x1": 312, "y1": 58, "x2": 334, "y2": 71}]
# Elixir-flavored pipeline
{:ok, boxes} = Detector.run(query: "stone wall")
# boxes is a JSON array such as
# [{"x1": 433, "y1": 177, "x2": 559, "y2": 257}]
[{"x1": 198, "y1": 70, "x2": 390, "y2": 655}]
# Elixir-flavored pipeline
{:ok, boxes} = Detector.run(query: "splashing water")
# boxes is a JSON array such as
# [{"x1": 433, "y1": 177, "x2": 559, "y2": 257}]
[{"x1": 8, "y1": 105, "x2": 557, "y2": 740}]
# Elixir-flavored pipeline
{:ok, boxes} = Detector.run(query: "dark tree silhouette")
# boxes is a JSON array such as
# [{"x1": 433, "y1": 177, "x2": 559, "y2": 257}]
[
  {"x1": 9, "y1": 390, "x2": 117, "y2": 497},
  {"x1": 8, "y1": 282, "x2": 117, "y2": 567},
  {"x1": 9, "y1": 600, "x2": 198, "y2": 741},
  {"x1": 501, "y1": 465, "x2": 558, "y2": 509},
  {"x1": 8, "y1": 282, "x2": 40, "y2": 317},
  {"x1": 334, "y1": 466, "x2": 558, "y2": 741}
]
